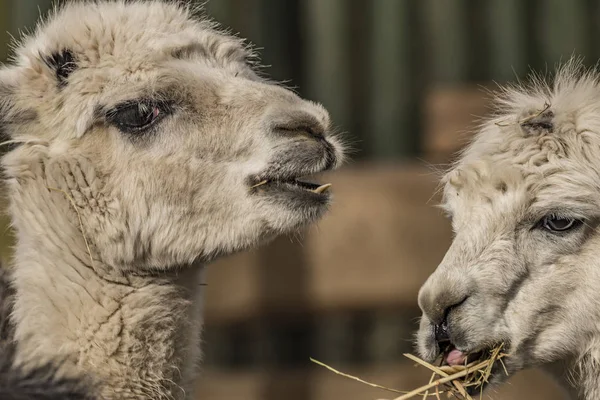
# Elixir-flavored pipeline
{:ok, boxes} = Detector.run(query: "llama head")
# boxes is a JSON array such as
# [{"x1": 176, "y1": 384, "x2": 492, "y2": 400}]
[
  {"x1": 417, "y1": 61, "x2": 600, "y2": 392},
  {"x1": 0, "y1": 1, "x2": 345, "y2": 271}
]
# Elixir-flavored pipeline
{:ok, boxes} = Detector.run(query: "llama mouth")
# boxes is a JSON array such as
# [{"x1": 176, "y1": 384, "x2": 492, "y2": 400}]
[
  {"x1": 438, "y1": 343, "x2": 507, "y2": 395},
  {"x1": 441, "y1": 344, "x2": 484, "y2": 367},
  {"x1": 249, "y1": 178, "x2": 332, "y2": 195}
]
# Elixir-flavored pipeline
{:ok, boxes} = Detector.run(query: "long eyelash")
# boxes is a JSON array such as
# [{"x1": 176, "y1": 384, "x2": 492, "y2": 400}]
[
  {"x1": 104, "y1": 99, "x2": 173, "y2": 137},
  {"x1": 540, "y1": 211, "x2": 586, "y2": 221},
  {"x1": 105, "y1": 100, "x2": 137, "y2": 118},
  {"x1": 106, "y1": 99, "x2": 171, "y2": 117}
]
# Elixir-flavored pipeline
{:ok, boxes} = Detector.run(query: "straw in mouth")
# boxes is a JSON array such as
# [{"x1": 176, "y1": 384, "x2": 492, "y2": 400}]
[
  {"x1": 310, "y1": 343, "x2": 508, "y2": 400},
  {"x1": 250, "y1": 179, "x2": 332, "y2": 194}
]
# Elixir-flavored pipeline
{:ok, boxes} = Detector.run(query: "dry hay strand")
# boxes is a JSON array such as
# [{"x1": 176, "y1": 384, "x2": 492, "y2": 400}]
[
  {"x1": 310, "y1": 344, "x2": 508, "y2": 400},
  {"x1": 495, "y1": 102, "x2": 551, "y2": 127}
]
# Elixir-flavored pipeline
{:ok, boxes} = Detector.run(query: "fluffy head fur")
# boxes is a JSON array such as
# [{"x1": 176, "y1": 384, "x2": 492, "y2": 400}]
[
  {"x1": 0, "y1": 1, "x2": 345, "y2": 399},
  {"x1": 417, "y1": 59, "x2": 600, "y2": 399}
]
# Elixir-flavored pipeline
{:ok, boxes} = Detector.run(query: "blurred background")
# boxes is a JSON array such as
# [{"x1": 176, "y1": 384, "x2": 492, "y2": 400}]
[{"x1": 0, "y1": 0, "x2": 595, "y2": 399}]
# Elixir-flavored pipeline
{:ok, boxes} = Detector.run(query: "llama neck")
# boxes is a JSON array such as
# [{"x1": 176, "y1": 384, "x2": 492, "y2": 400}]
[
  {"x1": 7, "y1": 176, "x2": 205, "y2": 399},
  {"x1": 540, "y1": 360, "x2": 582, "y2": 400},
  {"x1": 573, "y1": 350, "x2": 600, "y2": 400}
]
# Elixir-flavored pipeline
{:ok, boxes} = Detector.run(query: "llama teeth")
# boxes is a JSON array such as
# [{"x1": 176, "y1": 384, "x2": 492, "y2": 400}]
[
  {"x1": 312, "y1": 183, "x2": 332, "y2": 194},
  {"x1": 251, "y1": 180, "x2": 268, "y2": 189}
]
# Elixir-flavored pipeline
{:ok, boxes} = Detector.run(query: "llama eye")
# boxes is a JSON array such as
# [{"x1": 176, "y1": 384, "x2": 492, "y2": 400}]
[
  {"x1": 541, "y1": 215, "x2": 582, "y2": 233},
  {"x1": 107, "y1": 102, "x2": 165, "y2": 133}
]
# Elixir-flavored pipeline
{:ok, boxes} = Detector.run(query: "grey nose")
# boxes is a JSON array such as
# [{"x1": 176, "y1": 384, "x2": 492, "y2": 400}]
[{"x1": 418, "y1": 280, "x2": 470, "y2": 327}]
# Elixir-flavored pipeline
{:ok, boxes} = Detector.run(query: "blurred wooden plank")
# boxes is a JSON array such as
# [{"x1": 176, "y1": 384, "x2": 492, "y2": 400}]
[
  {"x1": 422, "y1": 85, "x2": 493, "y2": 163},
  {"x1": 195, "y1": 369, "x2": 265, "y2": 400},
  {"x1": 204, "y1": 163, "x2": 452, "y2": 324},
  {"x1": 195, "y1": 365, "x2": 567, "y2": 400},
  {"x1": 204, "y1": 250, "x2": 262, "y2": 324},
  {"x1": 304, "y1": 164, "x2": 450, "y2": 311}
]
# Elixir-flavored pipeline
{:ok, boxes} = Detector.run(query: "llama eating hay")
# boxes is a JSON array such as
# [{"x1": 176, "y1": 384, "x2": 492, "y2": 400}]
[
  {"x1": 416, "y1": 59, "x2": 600, "y2": 399},
  {"x1": 0, "y1": 1, "x2": 345, "y2": 399}
]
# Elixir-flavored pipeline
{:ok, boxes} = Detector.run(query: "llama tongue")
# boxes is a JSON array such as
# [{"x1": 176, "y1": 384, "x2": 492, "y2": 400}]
[{"x1": 446, "y1": 349, "x2": 467, "y2": 366}]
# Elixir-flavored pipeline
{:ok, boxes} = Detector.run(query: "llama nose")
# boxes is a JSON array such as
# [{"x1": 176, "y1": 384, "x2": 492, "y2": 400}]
[
  {"x1": 422, "y1": 292, "x2": 468, "y2": 327},
  {"x1": 418, "y1": 278, "x2": 470, "y2": 328}
]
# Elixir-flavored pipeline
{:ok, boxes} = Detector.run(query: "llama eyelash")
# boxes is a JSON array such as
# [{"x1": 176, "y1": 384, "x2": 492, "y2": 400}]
[{"x1": 106, "y1": 100, "x2": 173, "y2": 135}]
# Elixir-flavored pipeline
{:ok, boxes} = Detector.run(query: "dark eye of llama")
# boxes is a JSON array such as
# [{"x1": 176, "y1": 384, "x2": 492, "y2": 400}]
[
  {"x1": 540, "y1": 215, "x2": 583, "y2": 233},
  {"x1": 107, "y1": 101, "x2": 169, "y2": 134}
]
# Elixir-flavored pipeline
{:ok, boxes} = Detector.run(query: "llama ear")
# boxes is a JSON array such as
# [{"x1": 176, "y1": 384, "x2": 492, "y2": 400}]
[
  {"x1": 520, "y1": 109, "x2": 554, "y2": 135},
  {"x1": 43, "y1": 49, "x2": 77, "y2": 88}
]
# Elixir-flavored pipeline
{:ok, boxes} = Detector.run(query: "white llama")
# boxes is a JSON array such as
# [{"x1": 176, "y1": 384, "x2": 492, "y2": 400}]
[
  {"x1": 416, "y1": 59, "x2": 600, "y2": 399},
  {"x1": 0, "y1": 1, "x2": 345, "y2": 399}
]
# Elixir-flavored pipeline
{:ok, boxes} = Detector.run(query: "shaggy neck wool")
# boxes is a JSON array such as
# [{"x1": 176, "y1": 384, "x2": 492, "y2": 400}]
[
  {"x1": 540, "y1": 359, "x2": 583, "y2": 399},
  {"x1": 5, "y1": 149, "x2": 204, "y2": 399},
  {"x1": 573, "y1": 351, "x2": 600, "y2": 400}
]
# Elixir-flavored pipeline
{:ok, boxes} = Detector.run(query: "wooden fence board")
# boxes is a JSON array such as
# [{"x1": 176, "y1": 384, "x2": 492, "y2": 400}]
[
  {"x1": 304, "y1": 164, "x2": 451, "y2": 311},
  {"x1": 204, "y1": 164, "x2": 451, "y2": 324},
  {"x1": 422, "y1": 85, "x2": 493, "y2": 163}
]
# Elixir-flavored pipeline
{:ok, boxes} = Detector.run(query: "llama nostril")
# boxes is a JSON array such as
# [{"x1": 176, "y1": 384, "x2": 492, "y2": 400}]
[
  {"x1": 271, "y1": 112, "x2": 326, "y2": 139},
  {"x1": 434, "y1": 319, "x2": 450, "y2": 344},
  {"x1": 275, "y1": 124, "x2": 323, "y2": 139},
  {"x1": 431, "y1": 296, "x2": 469, "y2": 344}
]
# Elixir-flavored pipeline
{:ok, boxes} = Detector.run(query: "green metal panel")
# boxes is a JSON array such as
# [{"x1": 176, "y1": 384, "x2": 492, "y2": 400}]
[
  {"x1": 1, "y1": 0, "x2": 53, "y2": 61},
  {"x1": 301, "y1": 0, "x2": 351, "y2": 136},
  {"x1": 256, "y1": 0, "x2": 302, "y2": 85},
  {"x1": 540, "y1": 0, "x2": 589, "y2": 67},
  {"x1": 488, "y1": 0, "x2": 526, "y2": 82},
  {"x1": 0, "y1": 1, "x2": 12, "y2": 61},
  {"x1": 368, "y1": 0, "x2": 412, "y2": 159},
  {"x1": 11, "y1": 0, "x2": 53, "y2": 35},
  {"x1": 422, "y1": 0, "x2": 468, "y2": 83},
  {"x1": 1, "y1": 0, "x2": 599, "y2": 161},
  {"x1": 204, "y1": 0, "x2": 234, "y2": 27}
]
